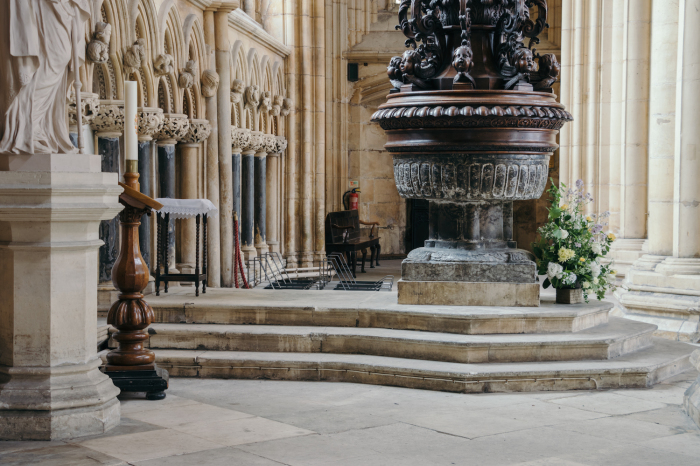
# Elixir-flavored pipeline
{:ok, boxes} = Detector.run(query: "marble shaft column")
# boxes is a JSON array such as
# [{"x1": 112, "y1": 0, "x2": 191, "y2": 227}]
[
  {"x1": 136, "y1": 107, "x2": 165, "y2": 271},
  {"x1": 232, "y1": 127, "x2": 252, "y2": 252},
  {"x1": 203, "y1": 9, "x2": 221, "y2": 287},
  {"x1": 91, "y1": 101, "x2": 125, "y2": 284},
  {"x1": 241, "y1": 131, "x2": 264, "y2": 259},
  {"x1": 216, "y1": 10, "x2": 233, "y2": 287},
  {"x1": 267, "y1": 137, "x2": 287, "y2": 254},
  {"x1": 179, "y1": 120, "x2": 212, "y2": 271},
  {"x1": 155, "y1": 114, "x2": 190, "y2": 273}
]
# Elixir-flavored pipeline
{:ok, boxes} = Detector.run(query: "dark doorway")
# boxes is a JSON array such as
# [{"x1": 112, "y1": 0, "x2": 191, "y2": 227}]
[{"x1": 407, "y1": 199, "x2": 430, "y2": 252}]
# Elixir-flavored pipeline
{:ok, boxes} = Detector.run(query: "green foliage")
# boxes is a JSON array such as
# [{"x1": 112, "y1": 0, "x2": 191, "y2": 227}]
[{"x1": 531, "y1": 179, "x2": 618, "y2": 302}]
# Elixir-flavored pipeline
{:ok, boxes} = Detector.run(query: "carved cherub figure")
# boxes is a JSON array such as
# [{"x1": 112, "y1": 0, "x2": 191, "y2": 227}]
[
  {"x1": 504, "y1": 47, "x2": 536, "y2": 90},
  {"x1": 534, "y1": 53, "x2": 560, "y2": 90},
  {"x1": 87, "y1": 22, "x2": 111, "y2": 64},
  {"x1": 387, "y1": 56, "x2": 404, "y2": 90},
  {"x1": 179, "y1": 60, "x2": 197, "y2": 89},
  {"x1": 231, "y1": 79, "x2": 245, "y2": 103},
  {"x1": 201, "y1": 69, "x2": 220, "y2": 97},
  {"x1": 153, "y1": 54, "x2": 175, "y2": 77},
  {"x1": 452, "y1": 44, "x2": 476, "y2": 87},
  {"x1": 124, "y1": 39, "x2": 147, "y2": 76},
  {"x1": 399, "y1": 49, "x2": 430, "y2": 89}
]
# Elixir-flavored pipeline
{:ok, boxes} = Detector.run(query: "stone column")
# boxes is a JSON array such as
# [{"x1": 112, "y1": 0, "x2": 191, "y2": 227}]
[
  {"x1": 241, "y1": 131, "x2": 264, "y2": 259},
  {"x1": 267, "y1": 136, "x2": 287, "y2": 253},
  {"x1": 154, "y1": 114, "x2": 190, "y2": 273},
  {"x1": 136, "y1": 107, "x2": 165, "y2": 271},
  {"x1": 68, "y1": 92, "x2": 99, "y2": 149},
  {"x1": 178, "y1": 120, "x2": 212, "y2": 271},
  {"x1": 0, "y1": 154, "x2": 123, "y2": 440},
  {"x1": 617, "y1": 0, "x2": 700, "y2": 343},
  {"x1": 91, "y1": 101, "x2": 124, "y2": 313},
  {"x1": 254, "y1": 135, "x2": 276, "y2": 256},
  {"x1": 232, "y1": 127, "x2": 252, "y2": 253}
]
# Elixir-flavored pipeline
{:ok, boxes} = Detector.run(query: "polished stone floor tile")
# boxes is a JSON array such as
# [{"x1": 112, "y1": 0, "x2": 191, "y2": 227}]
[
  {"x1": 125, "y1": 400, "x2": 254, "y2": 428},
  {"x1": 548, "y1": 391, "x2": 668, "y2": 415},
  {"x1": 173, "y1": 415, "x2": 315, "y2": 446}
]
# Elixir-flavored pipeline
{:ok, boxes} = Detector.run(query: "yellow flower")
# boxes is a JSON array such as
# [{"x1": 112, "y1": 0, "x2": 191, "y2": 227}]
[
  {"x1": 561, "y1": 204, "x2": 569, "y2": 210},
  {"x1": 610, "y1": 269, "x2": 618, "y2": 275},
  {"x1": 579, "y1": 257, "x2": 586, "y2": 262},
  {"x1": 558, "y1": 248, "x2": 576, "y2": 262},
  {"x1": 586, "y1": 216, "x2": 592, "y2": 222},
  {"x1": 607, "y1": 232, "x2": 616, "y2": 241}
]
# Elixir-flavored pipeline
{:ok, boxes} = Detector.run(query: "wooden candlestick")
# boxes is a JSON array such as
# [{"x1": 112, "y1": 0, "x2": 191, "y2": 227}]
[{"x1": 102, "y1": 179, "x2": 169, "y2": 400}]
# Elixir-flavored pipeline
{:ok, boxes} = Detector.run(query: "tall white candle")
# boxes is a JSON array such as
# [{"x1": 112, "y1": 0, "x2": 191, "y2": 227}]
[{"x1": 124, "y1": 81, "x2": 138, "y2": 166}]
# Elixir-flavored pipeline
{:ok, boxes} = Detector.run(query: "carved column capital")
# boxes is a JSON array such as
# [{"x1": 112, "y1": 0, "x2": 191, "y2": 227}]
[
  {"x1": 154, "y1": 113, "x2": 191, "y2": 145},
  {"x1": 137, "y1": 107, "x2": 165, "y2": 142},
  {"x1": 243, "y1": 130, "x2": 264, "y2": 154},
  {"x1": 68, "y1": 92, "x2": 100, "y2": 130},
  {"x1": 91, "y1": 100, "x2": 125, "y2": 138},
  {"x1": 181, "y1": 119, "x2": 212, "y2": 145},
  {"x1": 273, "y1": 135, "x2": 288, "y2": 156},
  {"x1": 261, "y1": 134, "x2": 277, "y2": 155},
  {"x1": 231, "y1": 126, "x2": 252, "y2": 152}
]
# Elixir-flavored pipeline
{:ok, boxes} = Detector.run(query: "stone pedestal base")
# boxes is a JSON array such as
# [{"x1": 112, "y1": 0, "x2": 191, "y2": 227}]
[
  {"x1": 398, "y1": 247, "x2": 539, "y2": 306},
  {"x1": 97, "y1": 282, "x2": 119, "y2": 318},
  {"x1": 398, "y1": 280, "x2": 540, "y2": 306},
  {"x1": 0, "y1": 360, "x2": 121, "y2": 440},
  {"x1": 683, "y1": 350, "x2": 700, "y2": 429}
]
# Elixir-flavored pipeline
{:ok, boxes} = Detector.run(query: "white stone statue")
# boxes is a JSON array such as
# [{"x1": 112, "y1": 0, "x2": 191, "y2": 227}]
[
  {"x1": 0, "y1": 0, "x2": 95, "y2": 154},
  {"x1": 123, "y1": 39, "x2": 147, "y2": 77},
  {"x1": 87, "y1": 22, "x2": 111, "y2": 64},
  {"x1": 153, "y1": 53, "x2": 175, "y2": 77},
  {"x1": 179, "y1": 60, "x2": 197, "y2": 90}
]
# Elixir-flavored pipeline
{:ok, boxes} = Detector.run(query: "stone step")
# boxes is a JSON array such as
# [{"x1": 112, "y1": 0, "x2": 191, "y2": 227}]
[
  {"x1": 141, "y1": 318, "x2": 655, "y2": 364},
  {"x1": 147, "y1": 289, "x2": 611, "y2": 335},
  {"x1": 152, "y1": 338, "x2": 694, "y2": 393}
]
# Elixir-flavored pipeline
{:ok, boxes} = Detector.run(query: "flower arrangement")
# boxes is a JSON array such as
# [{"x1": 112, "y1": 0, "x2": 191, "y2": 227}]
[{"x1": 532, "y1": 179, "x2": 617, "y2": 302}]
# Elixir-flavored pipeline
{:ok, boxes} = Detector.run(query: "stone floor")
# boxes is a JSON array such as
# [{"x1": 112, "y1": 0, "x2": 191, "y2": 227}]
[{"x1": 2, "y1": 369, "x2": 699, "y2": 465}]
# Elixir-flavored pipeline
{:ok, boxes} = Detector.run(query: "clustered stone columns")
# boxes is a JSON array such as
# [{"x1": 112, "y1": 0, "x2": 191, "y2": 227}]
[
  {"x1": 91, "y1": 100, "x2": 125, "y2": 283},
  {"x1": 231, "y1": 127, "x2": 252, "y2": 260},
  {"x1": 136, "y1": 107, "x2": 165, "y2": 269},
  {"x1": 267, "y1": 136, "x2": 288, "y2": 253},
  {"x1": 617, "y1": 0, "x2": 700, "y2": 343},
  {"x1": 154, "y1": 113, "x2": 190, "y2": 273},
  {"x1": 178, "y1": 120, "x2": 212, "y2": 272},
  {"x1": 254, "y1": 135, "x2": 277, "y2": 256},
  {"x1": 241, "y1": 131, "x2": 264, "y2": 260}
]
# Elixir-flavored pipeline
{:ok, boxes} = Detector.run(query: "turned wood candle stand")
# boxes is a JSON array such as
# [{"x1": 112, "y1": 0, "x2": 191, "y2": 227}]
[{"x1": 101, "y1": 174, "x2": 169, "y2": 400}]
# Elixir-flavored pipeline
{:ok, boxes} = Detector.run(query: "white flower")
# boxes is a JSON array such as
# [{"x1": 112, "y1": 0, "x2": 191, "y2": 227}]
[
  {"x1": 591, "y1": 243, "x2": 603, "y2": 255},
  {"x1": 562, "y1": 272, "x2": 577, "y2": 286},
  {"x1": 592, "y1": 277, "x2": 599, "y2": 285},
  {"x1": 583, "y1": 281, "x2": 591, "y2": 289},
  {"x1": 547, "y1": 262, "x2": 564, "y2": 280},
  {"x1": 589, "y1": 261, "x2": 601, "y2": 278},
  {"x1": 560, "y1": 229, "x2": 569, "y2": 239}
]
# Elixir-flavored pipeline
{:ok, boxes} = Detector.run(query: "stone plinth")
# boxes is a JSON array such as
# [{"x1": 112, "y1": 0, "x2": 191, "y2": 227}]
[{"x1": 0, "y1": 154, "x2": 123, "y2": 440}]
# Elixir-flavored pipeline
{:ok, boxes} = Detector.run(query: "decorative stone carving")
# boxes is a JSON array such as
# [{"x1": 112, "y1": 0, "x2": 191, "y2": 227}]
[
  {"x1": 153, "y1": 53, "x2": 175, "y2": 77},
  {"x1": 154, "y1": 113, "x2": 190, "y2": 144},
  {"x1": 231, "y1": 79, "x2": 245, "y2": 104},
  {"x1": 259, "y1": 91, "x2": 272, "y2": 113},
  {"x1": 231, "y1": 127, "x2": 252, "y2": 151},
  {"x1": 271, "y1": 95, "x2": 284, "y2": 116},
  {"x1": 124, "y1": 39, "x2": 147, "y2": 76},
  {"x1": 245, "y1": 85, "x2": 260, "y2": 110},
  {"x1": 181, "y1": 119, "x2": 212, "y2": 145},
  {"x1": 274, "y1": 136, "x2": 288, "y2": 154},
  {"x1": 68, "y1": 92, "x2": 100, "y2": 129},
  {"x1": 261, "y1": 134, "x2": 278, "y2": 153},
  {"x1": 91, "y1": 100, "x2": 125, "y2": 137},
  {"x1": 244, "y1": 130, "x2": 265, "y2": 153},
  {"x1": 137, "y1": 107, "x2": 165, "y2": 142},
  {"x1": 87, "y1": 22, "x2": 111, "y2": 64},
  {"x1": 280, "y1": 97, "x2": 293, "y2": 116},
  {"x1": 178, "y1": 60, "x2": 197, "y2": 89},
  {"x1": 201, "y1": 69, "x2": 220, "y2": 97}
]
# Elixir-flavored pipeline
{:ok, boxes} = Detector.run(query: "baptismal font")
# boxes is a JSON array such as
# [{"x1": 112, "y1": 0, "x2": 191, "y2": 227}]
[{"x1": 372, "y1": 0, "x2": 571, "y2": 306}]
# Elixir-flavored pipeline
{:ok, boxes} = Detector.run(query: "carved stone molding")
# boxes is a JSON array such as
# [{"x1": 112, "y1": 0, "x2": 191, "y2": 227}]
[
  {"x1": 372, "y1": 105, "x2": 573, "y2": 131},
  {"x1": 201, "y1": 69, "x2": 220, "y2": 98},
  {"x1": 91, "y1": 100, "x2": 125, "y2": 137},
  {"x1": 261, "y1": 134, "x2": 278, "y2": 154},
  {"x1": 243, "y1": 130, "x2": 264, "y2": 153},
  {"x1": 231, "y1": 127, "x2": 252, "y2": 151},
  {"x1": 153, "y1": 54, "x2": 175, "y2": 77},
  {"x1": 231, "y1": 79, "x2": 245, "y2": 104},
  {"x1": 154, "y1": 113, "x2": 190, "y2": 144},
  {"x1": 272, "y1": 135, "x2": 288, "y2": 155},
  {"x1": 392, "y1": 154, "x2": 550, "y2": 202},
  {"x1": 245, "y1": 85, "x2": 260, "y2": 110},
  {"x1": 137, "y1": 107, "x2": 165, "y2": 142},
  {"x1": 181, "y1": 119, "x2": 212, "y2": 145},
  {"x1": 68, "y1": 92, "x2": 100, "y2": 129}
]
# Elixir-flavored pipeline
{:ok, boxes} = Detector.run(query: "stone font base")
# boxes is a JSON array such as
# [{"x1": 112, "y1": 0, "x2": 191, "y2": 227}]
[{"x1": 397, "y1": 280, "x2": 540, "y2": 306}]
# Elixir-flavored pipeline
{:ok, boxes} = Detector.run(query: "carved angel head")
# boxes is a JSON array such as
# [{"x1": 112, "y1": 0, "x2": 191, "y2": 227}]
[
  {"x1": 452, "y1": 45, "x2": 473, "y2": 74},
  {"x1": 232, "y1": 79, "x2": 246, "y2": 94},
  {"x1": 513, "y1": 47, "x2": 536, "y2": 74},
  {"x1": 387, "y1": 56, "x2": 403, "y2": 82},
  {"x1": 539, "y1": 53, "x2": 560, "y2": 79},
  {"x1": 399, "y1": 49, "x2": 420, "y2": 77},
  {"x1": 201, "y1": 69, "x2": 220, "y2": 97}
]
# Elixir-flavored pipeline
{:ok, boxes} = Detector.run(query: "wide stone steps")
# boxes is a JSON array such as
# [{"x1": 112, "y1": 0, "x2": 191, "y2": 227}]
[
  {"x1": 151, "y1": 290, "x2": 611, "y2": 335},
  {"x1": 151, "y1": 338, "x2": 692, "y2": 393},
  {"x1": 143, "y1": 318, "x2": 655, "y2": 364}
]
